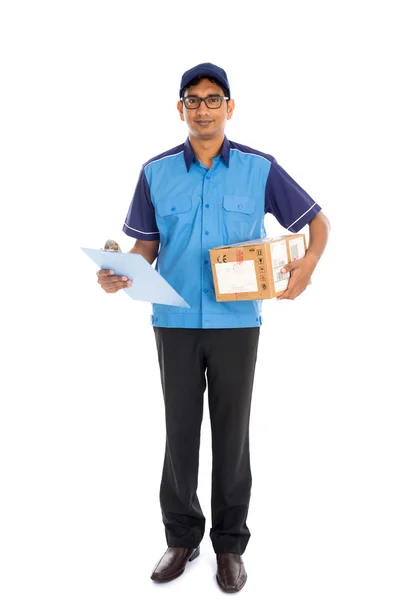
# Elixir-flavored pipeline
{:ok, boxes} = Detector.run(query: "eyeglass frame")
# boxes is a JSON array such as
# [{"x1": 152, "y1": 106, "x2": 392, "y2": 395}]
[{"x1": 180, "y1": 94, "x2": 230, "y2": 109}]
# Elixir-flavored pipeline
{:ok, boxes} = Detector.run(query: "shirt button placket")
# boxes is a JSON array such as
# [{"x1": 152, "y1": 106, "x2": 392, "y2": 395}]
[
  {"x1": 203, "y1": 171, "x2": 212, "y2": 236},
  {"x1": 203, "y1": 171, "x2": 212, "y2": 323}
]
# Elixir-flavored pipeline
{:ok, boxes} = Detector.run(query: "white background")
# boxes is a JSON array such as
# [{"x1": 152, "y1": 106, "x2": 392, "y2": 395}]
[{"x1": 1, "y1": 0, "x2": 399, "y2": 598}]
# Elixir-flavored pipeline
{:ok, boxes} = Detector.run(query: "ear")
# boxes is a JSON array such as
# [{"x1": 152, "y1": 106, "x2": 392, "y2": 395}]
[
  {"x1": 177, "y1": 100, "x2": 185, "y2": 121},
  {"x1": 226, "y1": 99, "x2": 235, "y2": 121}
]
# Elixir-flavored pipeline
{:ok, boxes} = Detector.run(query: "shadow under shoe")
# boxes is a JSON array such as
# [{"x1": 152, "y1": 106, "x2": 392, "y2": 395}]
[{"x1": 151, "y1": 546, "x2": 200, "y2": 583}]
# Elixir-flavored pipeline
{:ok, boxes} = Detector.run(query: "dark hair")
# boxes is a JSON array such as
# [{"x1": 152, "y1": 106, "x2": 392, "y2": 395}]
[{"x1": 181, "y1": 75, "x2": 229, "y2": 98}]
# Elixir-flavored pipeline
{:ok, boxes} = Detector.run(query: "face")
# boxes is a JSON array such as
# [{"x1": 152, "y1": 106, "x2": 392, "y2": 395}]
[{"x1": 177, "y1": 78, "x2": 235, "y2": 140}]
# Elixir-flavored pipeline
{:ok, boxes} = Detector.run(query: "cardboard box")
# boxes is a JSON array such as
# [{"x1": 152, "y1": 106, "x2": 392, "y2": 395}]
[{"x1": 209, "y1": 234, "x2": 311, "y2": 301}]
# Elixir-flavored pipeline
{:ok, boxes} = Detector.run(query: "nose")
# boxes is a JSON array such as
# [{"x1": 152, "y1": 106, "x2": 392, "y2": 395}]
[{"x1": 195, "y1": 99, "x2": 210, "y2": 116}]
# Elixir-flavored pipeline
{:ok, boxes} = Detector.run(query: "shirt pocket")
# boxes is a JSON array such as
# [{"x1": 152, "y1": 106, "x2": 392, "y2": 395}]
[
  {"x1": 221, "y1": 195, "x2": 257, "y2": 244},
  {"x1": 156, "y1": 195, "x2": 192, "y2": 217},
  {"x1": 222, "y1": 195, "x2": 256, "y2": 216}
]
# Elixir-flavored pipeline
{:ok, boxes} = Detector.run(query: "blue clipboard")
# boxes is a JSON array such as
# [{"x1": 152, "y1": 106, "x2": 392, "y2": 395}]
[{"x1": 81, "y1": 247, "x2": 190, "y2": 308}]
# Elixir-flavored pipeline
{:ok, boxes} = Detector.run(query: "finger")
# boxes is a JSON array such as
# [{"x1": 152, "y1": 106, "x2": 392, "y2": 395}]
[
  {"x1": 281, "y1": 264, "x2": 296, "y2": 274},
  {"x1": 280, "y1": 286, "x2": 301, "y2": 300},
  {"x1": 103, "y1": 281, "x2": 132, "y2": 293},
  {"x1": 281, "y1": 258, "x2": 301, "y2": 274},
  {"x1": 97, "y1": 269, "x2": 115, "y2": 277},
  {"x1": 277, "y1": 284, "x2": 295, "y2": 300},
  {"x1": 97, "y1": 275, "x2": 128, "y2": 283},
  {"x1": 277, "y1": 292, "x2": 288, "y2": 300},
  {"x1": 280, "y1": 264, "x2": 292, "y2": 274}
]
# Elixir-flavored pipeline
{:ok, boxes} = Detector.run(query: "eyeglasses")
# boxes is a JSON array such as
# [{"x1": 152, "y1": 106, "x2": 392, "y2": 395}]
[{"x1": 181, "y1": 95, "x2": 229, "y2": 109}]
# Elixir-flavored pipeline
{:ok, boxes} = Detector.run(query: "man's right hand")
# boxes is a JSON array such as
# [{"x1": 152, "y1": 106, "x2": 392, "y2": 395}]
[{"x1": 96, "y1": 269, "x2": 132, "y2": 294}]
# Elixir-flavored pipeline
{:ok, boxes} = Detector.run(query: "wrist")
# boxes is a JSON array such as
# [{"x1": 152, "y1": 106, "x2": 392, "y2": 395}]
[{"x1": 304, "y1": 250, "x2": 319, "y2": 267}]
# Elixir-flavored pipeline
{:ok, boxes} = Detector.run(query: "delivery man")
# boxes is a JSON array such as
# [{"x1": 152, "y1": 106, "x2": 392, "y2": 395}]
[{"x1": 96, "y1": 63, "x2": 330, "y2": 593}]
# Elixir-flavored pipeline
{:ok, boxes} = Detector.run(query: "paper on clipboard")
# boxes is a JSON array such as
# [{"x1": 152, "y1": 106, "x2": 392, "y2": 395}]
[{"x1": 81, "y1": 247, "x2": 190, "y2": 308}]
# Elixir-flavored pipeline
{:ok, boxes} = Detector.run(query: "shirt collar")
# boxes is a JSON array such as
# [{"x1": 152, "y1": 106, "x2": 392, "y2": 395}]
[{"x1": 183, "y1": 135, "x2": 231, "y2": 171}]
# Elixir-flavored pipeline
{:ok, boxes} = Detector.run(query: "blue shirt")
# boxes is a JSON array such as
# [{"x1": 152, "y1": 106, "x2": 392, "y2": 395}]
[{"x1": 123, "y1": 135, "x2": 322, "y2": 329}]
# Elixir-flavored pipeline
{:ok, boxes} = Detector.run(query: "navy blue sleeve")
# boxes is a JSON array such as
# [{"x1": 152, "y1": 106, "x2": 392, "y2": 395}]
[
  {"x1": 265, "y1": 160, "x2": 322, "y2": 232},
  {"x1": 122, "y1": 167, "x2": 160, "y2": 241}
]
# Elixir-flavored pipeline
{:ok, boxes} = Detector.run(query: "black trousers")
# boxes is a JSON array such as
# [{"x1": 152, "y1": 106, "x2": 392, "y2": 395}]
[{"x1": 153, "y1": 326, "x2": 260, "y2": 555}]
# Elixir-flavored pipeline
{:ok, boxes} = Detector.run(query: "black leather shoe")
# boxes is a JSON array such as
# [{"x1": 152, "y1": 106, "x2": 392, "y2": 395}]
[
  {"x1": 150, "y1": 546, "x2": 200, "y2": 583},
  {"x1": 216, "y1": 552, "x2": 247, "y2": 593}
]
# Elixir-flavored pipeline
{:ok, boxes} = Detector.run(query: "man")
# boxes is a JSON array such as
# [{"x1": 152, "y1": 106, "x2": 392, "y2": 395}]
[{"x1": 97, "y1": 62, "x2": 330, "y2": 592}]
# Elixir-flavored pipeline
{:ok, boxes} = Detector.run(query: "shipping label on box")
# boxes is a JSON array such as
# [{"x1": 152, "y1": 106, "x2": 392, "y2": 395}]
[{"x1": 215, "y1": 261, "x2": 259, "y2": 294}]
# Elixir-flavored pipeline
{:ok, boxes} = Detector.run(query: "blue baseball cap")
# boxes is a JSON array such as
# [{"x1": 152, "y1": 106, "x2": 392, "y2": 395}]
[{"x1": 179, "y1": 62, "x2": 230, "y2": 99}]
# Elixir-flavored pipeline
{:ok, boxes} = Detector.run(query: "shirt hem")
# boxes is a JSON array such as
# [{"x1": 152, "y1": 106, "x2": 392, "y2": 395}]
[{"x1": 150, "y1": 312, "x2": 263, "y2": 329}]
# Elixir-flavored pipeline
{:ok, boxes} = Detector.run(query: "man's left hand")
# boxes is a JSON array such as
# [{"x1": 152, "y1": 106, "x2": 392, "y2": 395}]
[{"x1": 276, "y1": 256, "x2": 317, "y2": 301}]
